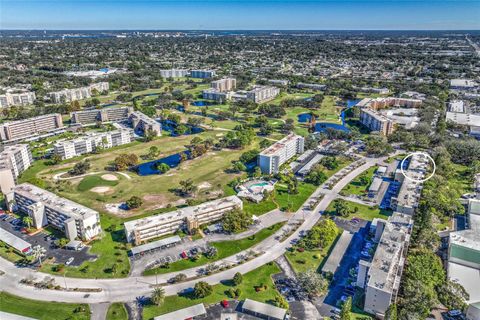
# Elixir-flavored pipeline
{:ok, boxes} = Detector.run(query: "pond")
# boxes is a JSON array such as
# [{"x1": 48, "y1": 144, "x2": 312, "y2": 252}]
[
  {"x1": 191, "y1": 100, "x2": 213, "y2": 107},
  {"x1": 161, "y1": 120, "x2": 204, "y2": 137},
  {"x1": 136, "y1": 151, "x2": 190, "y2": 176}
]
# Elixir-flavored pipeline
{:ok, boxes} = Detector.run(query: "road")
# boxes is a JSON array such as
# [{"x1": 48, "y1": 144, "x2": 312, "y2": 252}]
[{"x1": 0, "y1": 156, "x2": 383, "y2": 304}]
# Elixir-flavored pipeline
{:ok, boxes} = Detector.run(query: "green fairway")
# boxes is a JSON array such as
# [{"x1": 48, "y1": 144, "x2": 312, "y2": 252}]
[
  {"x1": 324, "y1": 200, "x2": 392, "y2": 221},
  {"x1": 142, "y1": 263, "x2": 281, "y2": 319},
  {"x1": 143, "y1": 222, "x2": 284, "y2": 275},
  {"x1": 77, "y1": 175, "x2": 119, "y2": 192},
  {"x1": 0, "y1": 292, "x2": 90, "y2": 320},
  {"x1": 106, "y1": 303, "x2": 128, "y2": 320}
]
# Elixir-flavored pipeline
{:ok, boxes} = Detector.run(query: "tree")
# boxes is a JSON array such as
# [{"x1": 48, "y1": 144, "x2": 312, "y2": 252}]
[
  {"x1": 273, "y1": 293, "x2": 289, "y2": 309},
  {"x1": 300, "y1": 219, "x2": 338, "y2": 250},
  {"x1": 222, "y1": 209, "x2": 253, "y2": 233},
  {"x1": 282, "y1": 118, "x2": 295, "y2": 133},
  {"x1": 126, "y1": 196, "x2": 143, "y2": 209},
  {"x1": 385, "y1": 303, "x2": 398, "y2": 320},
  {"x1": 147, "y1": 146, "x2": 160, "y2": 159},
  {"x1": 156, "y1": 162, "x2": 170, "y2": 174},
  {"x1": 49, "y1": 154, "x2": 62, "y2": 165},
  {"x1": 22, "y1": 216, "x2": 33, "y2": 228},
  {"x1": 334, "y1": 199, "x2": 351, "y2": 217},
  {"x1": 178, "y1": 178, "x2": 197, "y2": 196},
  {"x1": 194, "y1": 281, "x2": 212, "y2": 298},
  {"x1": 151, "y1": 287, "x2": 165, "y2": 306},
  {"x1": 340, "y1": 296, "x2": 352, "y2": 320},
  {"x1": 68, "y1": 160, "x2": 90, "y2": 176},
  {"x1": 144, "y1": 129, "x2": 157, "y2": 142},
  {"x1": 305, "y1": 165, "x2": 328, "y2": 186},
  {"x1": 320, "y1": 156, "x2": 338, "y2": 170},
  {"x1": 113, "y1": 154, "x2": 139, "y2": 171},
  {"x1": 231, "y1": 161, "x2": 247, "y2": 173},
  {"x1": 31, "y1": 245, "x2": 46, "y2": 265},
  {"x1": 232, "y1": 272, "x2": 243, "y2": 286},
  {"x1": 205, "y1": 246, "x2": 218, "y2": 258},
  {"x1": 437, "y1": 280, "x2": 469, "y2": 311},
  {"x1": 297, "y1": 270, "x2": 329, "y2": 297}
]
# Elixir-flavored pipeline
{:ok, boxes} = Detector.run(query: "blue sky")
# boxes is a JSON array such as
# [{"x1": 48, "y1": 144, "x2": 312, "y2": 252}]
[{"x1": 1, "y1": 0, "x2": 479, "y2": 30}]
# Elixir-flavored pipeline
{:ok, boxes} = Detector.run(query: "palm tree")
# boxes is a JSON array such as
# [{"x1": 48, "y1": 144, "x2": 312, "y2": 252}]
[
  {"x1": 31, "y1": 245, "x2": 46, "y2": 265},
  {"x1": 151, "y1": 287, "x2": 165, "y2": 306},
  {"x1": 22, "y1": 216, "x2": 33, "y2": 228}
]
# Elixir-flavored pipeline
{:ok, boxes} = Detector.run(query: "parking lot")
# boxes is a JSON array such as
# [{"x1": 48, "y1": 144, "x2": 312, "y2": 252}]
[{"x1": 0, "y1": 214, "x2": 96, "y2": 266}]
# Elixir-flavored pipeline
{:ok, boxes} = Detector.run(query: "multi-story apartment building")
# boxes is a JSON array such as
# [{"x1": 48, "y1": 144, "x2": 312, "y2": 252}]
[
  {"x1": 54, "y1": 128, "x2": 134, "y2": 160},
  {"x1": 357, "y1": 212, "x2": 413, "y2": 318},
  {"x1": 124, "y1": 196, "x2": 243, "y2": 245},
  {"x1": 357, "y1": 152, "x2": 428, "y2": 318},
  {"x1": 258, "y1": 133, "x2": 305, "y2": 174},
  {"x1": 49, "y1": 82, "x2": 109, "y2": 103},
  {"x1": 246, "y1": 86, "x2": 280, "y2": 103},
  {"x1": 296, "y1": 83, "x2": 327, "y2": 91},
  {"x1": 0, "y1": 113, "x2": 64, "y2": 142},
  {"x1": 268, "y1": 79, "x2": 289, "y2": 86},
  {"x1": 448, "y1": 199, "x2": 480, "y2": 320},
  {"x1": 0, "y1": 144, "x2": 33, "y2": 195},
  {"x1": 202, "y1": 88, "x2": 232, "y2": 102},
  {"x1": 12, "y1": 183, "x2": 102, "y2": 241},
  {"x1": 0, "y1": 92, "x2": 36, "y2": 108},
  {"x1": 210, "y1": 78, "x2": 236, "y2": 92},
  {"x1": 190, "y1": 69, "x2": 216, "y2": 79},
  {"x1": 159, "y1": 69, "x2": 189, "y2": 78},
  {"x1": 71, "y1": 106, "x2": 133, "y2": 125},
  {"x1": 129, "y1": 111, "x2": 162, "y2": 137},
  {"x1": 360, "y1": 108, "x2": 396, "y2": 136}
]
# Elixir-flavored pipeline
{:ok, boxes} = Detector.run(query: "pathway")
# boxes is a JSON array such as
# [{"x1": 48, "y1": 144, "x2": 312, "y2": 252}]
[{"x1": 89, "y1": 303, "x2": 109, "y2": 320}]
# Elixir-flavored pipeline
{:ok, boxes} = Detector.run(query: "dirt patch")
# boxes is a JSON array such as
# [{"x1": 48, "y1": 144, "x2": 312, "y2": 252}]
[
  {"x1": 216, "y1": 133, "x2": 224, "y2": 137},
  {"x1": 90, "y1": 186, "x2": 113, "y2": 193},
  {"x1": 198, "y1": 182, "x2": 212, "y2": 190},
  {"x1": 105, "y1": 203, "x2": 129, "y2": 216},
  {"x1": 101, "y1": 174, "x2": 118, "y2": 181},
  {"x1": 145, "y1": 198, "x2": 187, "y2": 211}
]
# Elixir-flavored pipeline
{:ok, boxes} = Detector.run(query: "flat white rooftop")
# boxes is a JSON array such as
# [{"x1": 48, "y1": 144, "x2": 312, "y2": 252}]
[
  {"x1": 154, "y1": 303, "x2": 206, "y2": 320},
  {"x1": 260, "y1": 133, "x2": 301, "y2": 156},
  {"x1": 242, "y1": 298, "x2": 287, "y2": 320}
]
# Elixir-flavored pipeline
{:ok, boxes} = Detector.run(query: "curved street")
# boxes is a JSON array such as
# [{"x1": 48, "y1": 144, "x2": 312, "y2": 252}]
[{"x1": 0, "y1": 156, "x2": 385, "y2": 304}]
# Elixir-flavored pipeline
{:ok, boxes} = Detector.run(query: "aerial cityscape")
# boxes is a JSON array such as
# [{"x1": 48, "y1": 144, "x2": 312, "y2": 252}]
[{"x1": 0, "y1": 1, "x2": 479, "y2": 320}]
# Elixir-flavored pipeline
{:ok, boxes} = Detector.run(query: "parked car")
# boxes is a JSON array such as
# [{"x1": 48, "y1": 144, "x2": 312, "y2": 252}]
[{"x1": 66, "y1": 257, "x2": 74, "y2": 266}]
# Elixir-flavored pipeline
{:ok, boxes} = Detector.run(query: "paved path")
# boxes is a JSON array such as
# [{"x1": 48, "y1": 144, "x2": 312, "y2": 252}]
[
  {"x1": 0, "y1": 157, "x2": 383, "y2": 304},
  {"x1": 89, "y1": 303, "x2": 109, "y2": 320}
]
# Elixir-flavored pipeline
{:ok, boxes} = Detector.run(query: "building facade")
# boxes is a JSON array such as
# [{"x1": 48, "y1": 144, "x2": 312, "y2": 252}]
[
  {"x1": 49, "y1": 82, "x2": 109, "y2": 103},
  {"x1": 0, "y1": 92, "x2": 36, "y2": 108},
  {"x1": 12, "y1": 183, "x2": 102, "y2": 241},
  {"x1": 190, "y1": 69, "x2": 216, "y2": 79},
  {"x1": 0, "y1": 113, "x2": 64, "y2": 142},
  {"x1": 159, "y1": 69, "x2": 189, "y2": 78},
  {"x1": 0, "y1": 144, "x2": 33, "y2": 195},
  {"x1": 258, "y1": 133, "x2": 305, "y2": 174},
  {"x1": 71, "y1": 106, "x2": 133, "y2": 125},
  {"x1": 210, "y1": 78, "x2": 236, "y2": 92},
  {"x1": 128, "y1": 111, "x2": 162, "y2": 137},
  {"x1": 202, "y1": 88, "x2": 232, "y2": 102},
  {"x1": 124, "y1": 196, "x2": 243, "y2": 245},
  {"x1": 246, "y1": 86, "x2": 280, "y2": 103},
  {"x1": 360, "y1": 108, "x2": 396, "y2": 136},
  {"x1": 54, "y1": 128, "x2": 134, "y2": 160}
]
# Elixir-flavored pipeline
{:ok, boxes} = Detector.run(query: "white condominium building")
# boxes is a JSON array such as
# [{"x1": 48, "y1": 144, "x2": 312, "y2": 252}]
[
  {"x1": 159, "y1": 69, "x2": 189, "y2": 78},
  {"x1": 258, "y1": 133, "x2": 305, "y2": 174},
  {"x1": 0, "y1": 113, "x2": 64, "y2": 142},
  {"x1": 0, "y1": 92, "x2": 36, "y2": 108},
  {"x1": 0, "y1": 144, "x2": 33, "y2": 179},
  {"x1": 54, "y1": 128, "x2": 134, "y2": 160},
  {"x1": 246, "y1": 85, "x2": 280, "y2": 103},
  {"x1": 129, "y1": 111, "x2": 162, "y2": 137},
  {"x1": 49, "y1": 82, "x2": 109, "y2": 103},
  {"x1": 71, "y1": 106, "x2": 133, "y2": 125},
  {"x1": 357, "y1": 212, "x2": 413, "y2": 318},
  {"x1": 124, "y1": 196, "x2": 243, "y2": 245},
  {"x1": 359, "y1": 108, "x2": 396, "y2": 136},
  {"x1": 190, "y1": 69, "x2": 216, "y2": 79},
  {"x1": 297, "y1": 83, "x2": 327, "y2": 91},
  {"x1": 211, "y1": 78, "x2": 236, "y2": 92},
  {"x1": 202, "y1": 88, "x2": 232, "y2": 102},
  {"x1": 12, "y1": 183, "x2": 102, "y2": 241}
]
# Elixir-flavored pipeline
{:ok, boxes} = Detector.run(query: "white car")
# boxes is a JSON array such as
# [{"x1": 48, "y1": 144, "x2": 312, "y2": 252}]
[{"x1": 65, "y1": 257, "x2": 74, "y2": 266}]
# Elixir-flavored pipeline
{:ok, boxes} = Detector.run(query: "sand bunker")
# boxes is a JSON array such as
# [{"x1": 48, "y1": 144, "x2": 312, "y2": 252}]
[
  {"x1": 90, "y1": 186, "x2": 112, "y2": 193},
  {"x1": 198, "y1": 182, "x2": 212, "y2": 190},
  {"x1": 101, "y1": 174, "x2": 118, "y2": 181}
]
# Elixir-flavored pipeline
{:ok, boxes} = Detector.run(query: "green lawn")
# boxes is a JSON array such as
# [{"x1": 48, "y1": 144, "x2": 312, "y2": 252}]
[
  {"x1": 341, "y1": 166, "x2": 378, "y2": 196},
  {"x1": 143, "y1": 222, "x2": 284, "y2": 275},
  {"x1": 325, "y1": 200, "x2": 392, "y2": 221},
  {"x1": 285, "y1": 228, "x2": 343, "y2": 274},
  {"x1": 106, "y1": 303, "x2": 128, "y2": 320},
  {"x1": 143, "y1": 263, "x2": 281, "y2": 319},
  {"x1": 77, "y1": 175, "x2": 119, "y2": 192},
  {"x1": 0, "y1": 292, "x2": 90, "y2": 320}
]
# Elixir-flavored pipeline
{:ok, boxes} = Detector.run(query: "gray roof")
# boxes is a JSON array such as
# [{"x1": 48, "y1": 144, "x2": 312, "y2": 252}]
[
  {"x1": 322, "y1": 230, "x2": 353, "y2": 274},
  {"x1": 0, "y1": 227, "x2": 31, "y2": 253},
  {"x1": 0, "y1": 311, "x2": 37, "y2": 320},
  {"x1": 242, "y1": 299, "x2": 287, "y2": 320},
  {"x1": 369, "y1": 177, "x2": 383, "y2": 193},
  {"x1": 154, "y1": 303, "x2": 206, "y2": 320},
  {"x1": 131, "y1": 235, "x2": 182, "y2": 255}
]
